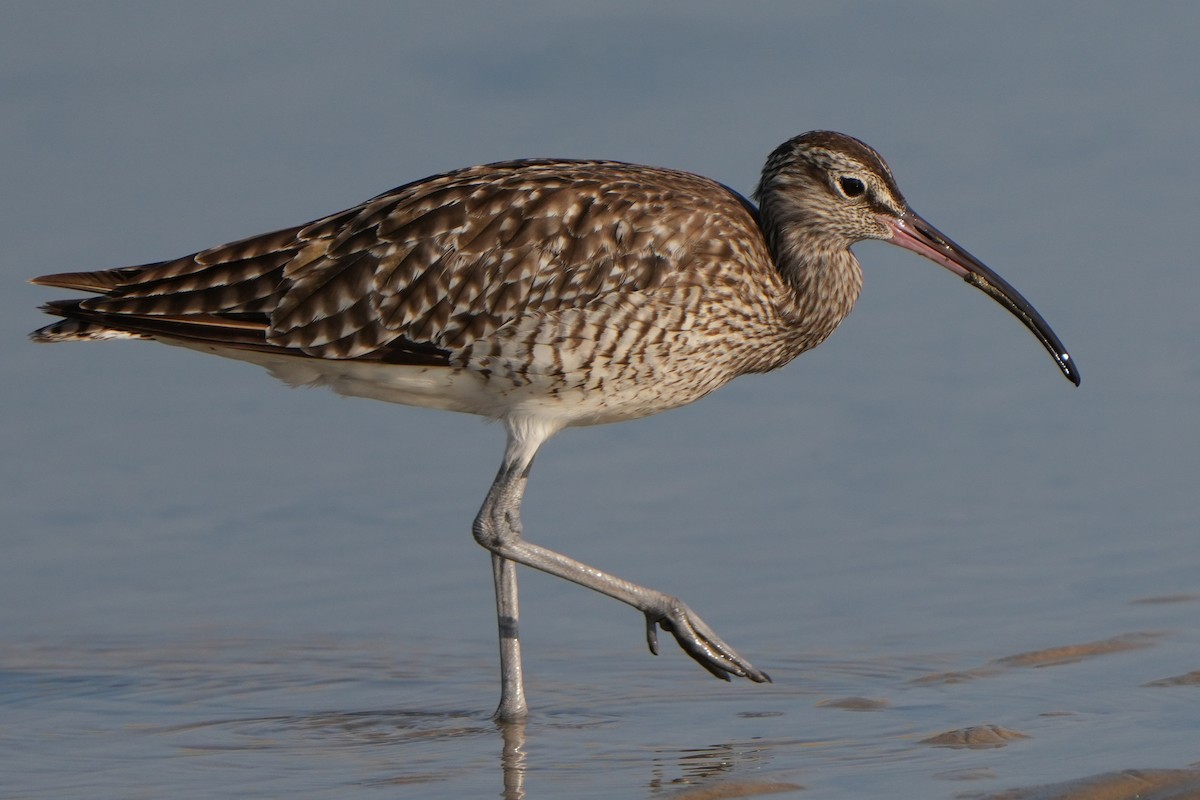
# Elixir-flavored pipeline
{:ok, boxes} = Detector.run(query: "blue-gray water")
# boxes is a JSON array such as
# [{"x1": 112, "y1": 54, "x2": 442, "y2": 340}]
[{"x1": 3, "y1": 3, "x2": 1198, "y2": 798}]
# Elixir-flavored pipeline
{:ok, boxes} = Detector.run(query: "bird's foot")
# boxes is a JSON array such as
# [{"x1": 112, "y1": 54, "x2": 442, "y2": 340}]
[{"x1": 643, "y1": 598, "x2": 771, "y2": 683}]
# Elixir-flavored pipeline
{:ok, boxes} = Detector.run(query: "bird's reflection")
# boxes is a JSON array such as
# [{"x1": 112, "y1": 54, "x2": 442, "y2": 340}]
[{"x1": 496, "y1": 717, "x2": 527, "y2": 800}]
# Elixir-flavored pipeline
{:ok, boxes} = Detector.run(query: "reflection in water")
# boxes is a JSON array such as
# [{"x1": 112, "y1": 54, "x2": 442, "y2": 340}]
[
  {"x1": 498, "y1": 718, "x2": 527, "y2": 800},
  {"x1": 649, "y1": 741, "x2": 765, "y2": 788},
  {"x1": 647, "y1": 740, "x2": 803, "y2": 797}
]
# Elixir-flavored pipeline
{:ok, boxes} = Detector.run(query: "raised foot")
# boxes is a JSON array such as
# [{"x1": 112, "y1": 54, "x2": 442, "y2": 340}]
[{"x1": 643, "y1": 598, "x2": 772, "y2": 683}]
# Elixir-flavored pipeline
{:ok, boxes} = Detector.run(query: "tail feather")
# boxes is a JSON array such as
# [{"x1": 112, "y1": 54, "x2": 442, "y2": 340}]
[
  {"x1": 29, "y1": 266, "x2": 155, "y2": 294},
  {"x1": 30, "y1": 316, "x2": 150, "y2": 343},
  {"x1": 30, "y1": 297, "x2": 274, "y2": 349},
  {"x1": 30, "y1": 256, "x2": 452, "y2": 367}
]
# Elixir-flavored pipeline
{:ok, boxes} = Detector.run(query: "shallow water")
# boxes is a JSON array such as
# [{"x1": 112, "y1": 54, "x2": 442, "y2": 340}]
[
  {"x1": 5, "y1": 3, "x2": 1200, "y2": 798},
  {"x1": 3, "y1": 612, "x2": 1197, "y2": 798}
]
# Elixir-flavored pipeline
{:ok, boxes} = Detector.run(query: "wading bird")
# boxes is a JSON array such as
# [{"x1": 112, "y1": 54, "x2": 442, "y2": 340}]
[{"x1": 31, "y1": 131, "x2": 1078, "y2": 720}]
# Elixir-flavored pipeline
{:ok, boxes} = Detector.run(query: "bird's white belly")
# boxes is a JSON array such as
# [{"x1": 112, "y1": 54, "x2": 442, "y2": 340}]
[{"x1": 167, "y1": 338, "x2": 715, "y2": 428}]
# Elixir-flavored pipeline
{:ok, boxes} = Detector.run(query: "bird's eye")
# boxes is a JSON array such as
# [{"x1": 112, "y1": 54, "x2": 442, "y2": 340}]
[{"x1": 837, "y1": 176, "x2": 867, "y2": 198}]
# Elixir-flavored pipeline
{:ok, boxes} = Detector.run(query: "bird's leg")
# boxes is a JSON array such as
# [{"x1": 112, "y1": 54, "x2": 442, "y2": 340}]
[
  {"x1": 490, "y1": 552, "x2": 526, "y2": 721},
  {"x1": 478, "y1": 459, "x2": 532, "y2": 722},
  {"x1": 473, "y1": 453, "x2": 770, "y2": 702}
]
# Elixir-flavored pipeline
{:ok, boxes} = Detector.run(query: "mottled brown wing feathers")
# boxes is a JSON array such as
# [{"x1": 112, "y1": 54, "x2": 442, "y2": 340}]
[{"x1": 32, "y1": 159, "x2": 763, "y2": 364}]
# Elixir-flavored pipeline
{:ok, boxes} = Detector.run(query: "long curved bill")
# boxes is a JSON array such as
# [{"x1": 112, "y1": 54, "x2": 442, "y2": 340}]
[{"x1": 883, "y1": 208, "x2": 1080, "y2": 386}]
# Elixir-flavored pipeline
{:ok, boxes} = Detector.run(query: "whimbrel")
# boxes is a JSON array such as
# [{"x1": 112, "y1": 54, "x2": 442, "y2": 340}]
[{"x1": 30, "y1": 131, "x2": 1078, "y2": 720}]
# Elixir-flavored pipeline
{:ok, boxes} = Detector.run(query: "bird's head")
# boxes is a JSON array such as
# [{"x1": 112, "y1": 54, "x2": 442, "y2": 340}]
[
  {"x1": 755, "y1": 130, "x2": 1079, "y2": 386},
  {"x1": 755, "y1": 130, "x2": 905, "y2": 249}
]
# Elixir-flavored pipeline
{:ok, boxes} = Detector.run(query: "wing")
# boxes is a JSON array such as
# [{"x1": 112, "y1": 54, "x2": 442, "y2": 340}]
[{"x1": 31, "y1": 159, "x2": 763, "y2": 365}]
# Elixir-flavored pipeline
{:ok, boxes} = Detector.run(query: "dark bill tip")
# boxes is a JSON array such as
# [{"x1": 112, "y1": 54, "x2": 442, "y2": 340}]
[{"x1": 883, "y1": 209, "x2": 1080, "y2": 387}]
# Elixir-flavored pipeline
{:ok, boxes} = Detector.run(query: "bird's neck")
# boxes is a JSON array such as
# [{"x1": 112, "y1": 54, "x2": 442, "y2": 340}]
[{"x1": 759, "y1": 207, "x2": 864, "y2": 346}]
